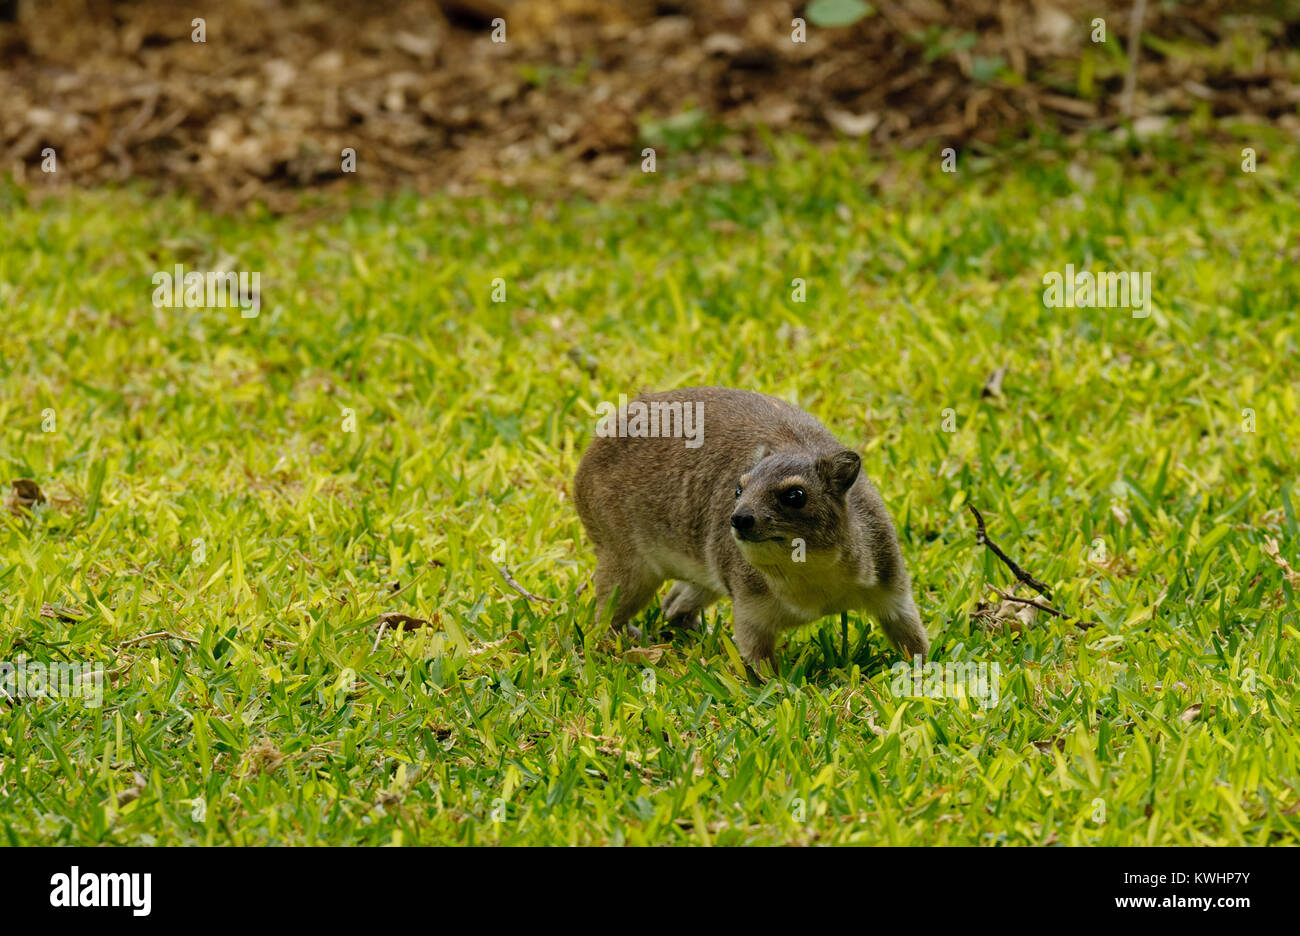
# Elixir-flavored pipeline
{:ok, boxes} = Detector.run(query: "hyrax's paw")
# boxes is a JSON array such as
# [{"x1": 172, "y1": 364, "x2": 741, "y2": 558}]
[
  {"x1": 661, "y1": 581, "x2": 710, "y2": 631},
  {"x1": 900, "y1": 629, "x2": 929, "y2": 661},
  {"x1": 874, "y1": 591, "x2": 929, "y2": 661},
  {"x1": 666, "y1": 610, "x2": 702, "y2": 632},
  {"x1": 619, "y1": 623, "x2": 644, "y2": 642},
  {"x1": 733, "y1": 622, "x2": 776, "y2": 669}
]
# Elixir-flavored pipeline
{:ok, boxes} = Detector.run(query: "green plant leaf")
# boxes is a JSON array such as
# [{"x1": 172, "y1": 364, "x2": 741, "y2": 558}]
[{"x1": 806, "y1": 0, "x2": 874, "y2": 28}]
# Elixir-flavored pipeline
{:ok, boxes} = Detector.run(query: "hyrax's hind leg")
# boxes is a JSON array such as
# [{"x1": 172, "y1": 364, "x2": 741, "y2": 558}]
[
  {"x1": 593, "y1": 555, "x2": 659, "y2": 641},
  {"x1": 661, "y1": 581, "x2": 721, "y2": 631},
  {"x1": 866, "y1": 587, "x2": 930, "y2": 661}
]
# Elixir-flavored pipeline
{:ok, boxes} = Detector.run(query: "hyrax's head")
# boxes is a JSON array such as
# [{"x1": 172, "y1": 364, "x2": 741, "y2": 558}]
[{"x1": 729, "y1": 446, "x2": 861, "y2": 565}]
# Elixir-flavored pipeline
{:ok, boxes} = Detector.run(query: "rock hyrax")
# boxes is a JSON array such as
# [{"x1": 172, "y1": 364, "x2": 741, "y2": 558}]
[{"x1": 574, "y1": 386, "x2": 929, "y2": 667}]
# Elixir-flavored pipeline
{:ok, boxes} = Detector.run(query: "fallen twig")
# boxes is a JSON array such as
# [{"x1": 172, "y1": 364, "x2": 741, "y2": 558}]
[
  {"x1": 1121, "y1": 0, "x2": 1149, "y2": 119},
  {"x1": 968, "y1": 503, "x2": 1098, "y2": 631},
  {"x1": 118, "y1": 631, "x2": 199, "y2": 647},
  {"x1": 494, "y1": 563, "x2": 555, "y2": 604},
  {"x1": 40, "y1": 603, "x2": 85, "y2": 622},
  {"x1": 966, "y1": 503, "x2": 1053, "y2": 599},
  {"x1": 989, "y1": 585, "x2": 1095, "y2": 631}
]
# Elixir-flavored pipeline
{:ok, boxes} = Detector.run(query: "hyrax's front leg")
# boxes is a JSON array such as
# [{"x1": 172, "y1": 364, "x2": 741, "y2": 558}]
[
  {"x1": 662, "y1": 581, "x2": 721, "y2": 631},
  {"x1": 593, "y1": 555, "x2": 659, "y2": 641},
  {"x1": 731, "y1": 589, "x2": 799, "y2": 672},
  {"x1": 866, "y1": 587, "x2": 929, "y2": 660}
]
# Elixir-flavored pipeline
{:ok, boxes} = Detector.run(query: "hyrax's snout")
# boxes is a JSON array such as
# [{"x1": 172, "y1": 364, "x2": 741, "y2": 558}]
[
  {"x1": 730, "y1": 510, "x2": 757, "y2": 537},
  {"x1": 731, "y1": 507, "x2": 780, "y2": 544}
]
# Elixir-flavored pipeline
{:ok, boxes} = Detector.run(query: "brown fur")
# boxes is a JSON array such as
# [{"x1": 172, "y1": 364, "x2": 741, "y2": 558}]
[{"x1": 573, "y1": 387, "x2": 929, "y2": 667}]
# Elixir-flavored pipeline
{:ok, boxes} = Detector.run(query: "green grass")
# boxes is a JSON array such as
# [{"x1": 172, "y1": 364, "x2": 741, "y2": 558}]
[{"x1": 1, "y1": 133, "x2": 1298, "y2": 845}]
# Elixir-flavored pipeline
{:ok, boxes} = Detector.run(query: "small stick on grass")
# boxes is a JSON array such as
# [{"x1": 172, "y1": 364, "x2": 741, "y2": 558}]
[
  {"x1": 966, "y1": 503, "x2": 1052, "y2": 599},
  {"x1": 1120, "y1": 0, "x2": 1149, "y2": 120},
  {"x1": 967, "y1": 503, "x2": 1097, "y2": 631},
  {"x1": 118, "y1": 631, "x2": 199, "y2": 647},
  {"x1": 989, "y1": 585, "x2": 1095, "y2": 631},
  {"x1": 494, "y1": 563, "x2": 555, "y2": 604}
]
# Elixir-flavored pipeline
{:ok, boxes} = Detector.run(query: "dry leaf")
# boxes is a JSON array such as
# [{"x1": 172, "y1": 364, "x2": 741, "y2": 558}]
[
  {"x1": 115, "y1": 772, "x2": 148, "y2": 806},
  {"x1": 236, "y1": 739, "x2": 285, "y2": 777},
  {"x1": 5, "y1": 478, "x2": 46, "y2": 515},
  {"x1": 622, "y1": 645, "x2": 668, "y2": 664},
  {"x1": 1130, "y1": 115, "x2": 1171, "y2": 139},
  {"x1": 470, "y1": 630, "x2": 525, "y2": 655},
  {"x1": 702, "y1": 33, "x2": 746, "y2": 57},
  {"x1": 977, "y1": 595, "x2": 1039, "y2": 633},
  {"x1": 376, "y1": 611, "x2": 432, "y2": 629},
  {"x1": 1262, "y1": 538, "x2": 1300, "y2": 586},
  {"x1": 392, "y1": 31, "x2": 439, "y2": 59},
  {"x1": 40, "y1": 603, "x2": 83, "y2": 622},
  {"x1": 1032, "y1": 4, "x2": 1078, "y2": 53},
  {"x1": 825, "y1": 108, "x2": 880, "y2": 138},
  {"x1": 981, "y1": 363, "x2": 1008, "y2": 399},
  {"x1": 998, "y1": 600, "x2": 1038, "y2": 632}
]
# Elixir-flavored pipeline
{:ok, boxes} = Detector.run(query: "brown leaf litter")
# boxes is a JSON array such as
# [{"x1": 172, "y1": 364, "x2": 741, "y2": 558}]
[{"x1": 0, "y1": 0, "x2": 1294, "y2": 210}]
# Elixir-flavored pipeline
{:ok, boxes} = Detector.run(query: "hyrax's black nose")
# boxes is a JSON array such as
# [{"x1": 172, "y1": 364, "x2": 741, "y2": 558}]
[{"x1": 731, "y1": 512, "x2": 755, "y2": 533}]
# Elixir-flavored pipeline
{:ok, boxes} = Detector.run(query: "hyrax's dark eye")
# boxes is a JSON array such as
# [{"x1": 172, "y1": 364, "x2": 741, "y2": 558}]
[
  {"x1": 735, "y1": 484, "x2": 743, "y2": 498},
  {"x1": 781, "y1": 488, "x2": 807, "y2": 509}
]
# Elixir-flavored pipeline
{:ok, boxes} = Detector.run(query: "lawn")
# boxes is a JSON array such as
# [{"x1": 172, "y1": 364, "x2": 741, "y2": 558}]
[{"x1": 1, "y1": 133, "x2": 1298, "y2": 845}]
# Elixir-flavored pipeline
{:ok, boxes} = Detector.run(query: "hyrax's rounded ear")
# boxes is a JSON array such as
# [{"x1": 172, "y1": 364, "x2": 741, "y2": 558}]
[{"x1": 817, "y1": 450, "x2": 861, "y2": 495}]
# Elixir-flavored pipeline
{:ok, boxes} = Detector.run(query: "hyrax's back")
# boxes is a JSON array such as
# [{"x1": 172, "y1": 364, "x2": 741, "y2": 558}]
[{"x1": 575, "y1": 387, "x2": 834, "y2": 551}]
